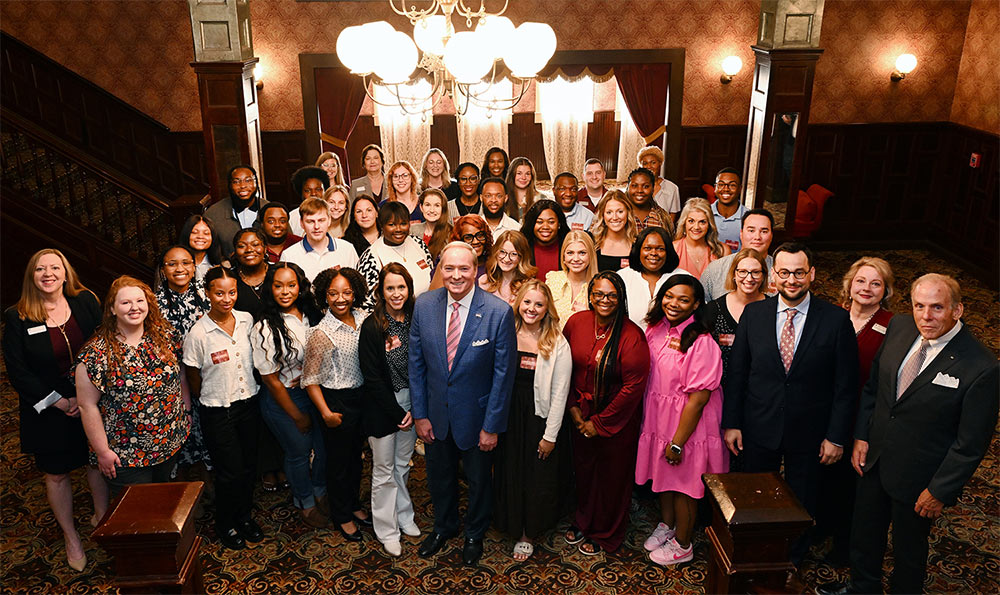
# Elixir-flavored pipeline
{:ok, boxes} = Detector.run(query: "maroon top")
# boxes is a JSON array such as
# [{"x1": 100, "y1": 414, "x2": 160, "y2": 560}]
[
  {"x1": 47, "y1": 314, "x2": 85, "y2": 378},
  {"x1": 265, "y1": 233, "x2": 303, "y2": 264},
  {"x1": 855, "y1": 308, "x2": 894, "y2": 394},
  {"x1": 562, "y1": 310, "x2": 650, "y2": 551},
  {"x1": 533, "y1": 242, "x2": 561, "y2": 281}
]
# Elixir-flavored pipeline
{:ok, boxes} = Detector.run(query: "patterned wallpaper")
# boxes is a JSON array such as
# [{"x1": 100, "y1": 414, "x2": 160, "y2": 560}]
[
  {"x1": 950, "y1": 0, "x2": 999, "y2": 133},
  {"x1": 811, "y1": 0, "x2": 971, "y2": 124},
  {"x1": 2, "y1": 0, "x2": 994, "y2": 133}
]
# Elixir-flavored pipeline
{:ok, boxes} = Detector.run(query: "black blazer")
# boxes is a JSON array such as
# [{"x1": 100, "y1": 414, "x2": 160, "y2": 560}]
[
  {"x1": 855, "y1": 315, "x2": 998, "y2": 506},
  {"x1": 722, "y1": 294, "x2": 858, "y2": 451},
  {"x1": 2, "y1": 291, "x2": 102, "y2": 454},
  {"x1": 358, "y1": 315, "x2": 408, "y2": 439}
]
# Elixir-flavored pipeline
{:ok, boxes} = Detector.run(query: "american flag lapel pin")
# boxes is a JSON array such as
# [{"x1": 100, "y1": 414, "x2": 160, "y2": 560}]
[{"x1": 475, "y1": 313, "x2": 482, "y2": 318}]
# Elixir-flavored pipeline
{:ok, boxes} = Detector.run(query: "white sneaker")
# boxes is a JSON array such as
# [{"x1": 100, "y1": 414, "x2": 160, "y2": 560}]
[
  {"x1": 400, "y1": 523, "x2": 421, "y2": 537},
  {"x1": 383, "y1": 540, "x2": 402, "y2": 557},
  {"x1": 643, "y1": 522, "x2": 676, "y2": 552},
  {"x1": 649, "y1": 537, "x2": 693, "y2": 566}
]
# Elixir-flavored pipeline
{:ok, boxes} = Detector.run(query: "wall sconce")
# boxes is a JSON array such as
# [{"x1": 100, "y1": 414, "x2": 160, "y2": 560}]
[
  {"x1": 720, "y1": 56, "x2": 743, "y2": 84},
  {"x1": 891, "y1": 54, "x2": 917, "y2": 81},
  {"x1": 253, "y1": 63, "x2": 264, "y2": 90}
]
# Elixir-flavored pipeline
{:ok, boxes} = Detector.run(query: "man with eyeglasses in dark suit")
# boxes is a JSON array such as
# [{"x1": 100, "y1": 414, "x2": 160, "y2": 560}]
[{"x1": 721, "y1": 242, "x2": 859, "y2": 574}]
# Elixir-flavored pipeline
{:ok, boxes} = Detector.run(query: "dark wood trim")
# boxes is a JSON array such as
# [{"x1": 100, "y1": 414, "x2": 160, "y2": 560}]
[{"x1": 299, "y1": 53, "x2": 346, "y2": 162}]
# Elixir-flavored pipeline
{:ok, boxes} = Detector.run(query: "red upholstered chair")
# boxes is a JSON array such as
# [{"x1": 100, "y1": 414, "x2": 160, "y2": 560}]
[
  {"x1": 702, "y1": 183, "x2": 717, "y2": 203},
  {"x1": 793, "y1": 184, "x2": 834, "y2": 238}
]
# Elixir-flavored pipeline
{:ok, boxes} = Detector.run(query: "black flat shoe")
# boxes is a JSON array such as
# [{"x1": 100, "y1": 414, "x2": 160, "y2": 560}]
[
  {"x1": 218, "y1": 527, "x2": 246, "y2": 550},
  {"x1": 462, "y1": 537, "x2": 484, "y2": 566},
  {"x1": 418, "y1": 532, "x2": 453, "y2": 557},
  {"x1": 353, "y1": 512, "x2": 374, "y2": 528},
  {"x1": 236, "y1": 518, "x2": 264, "y2": 543},
  {"x1": 337, "y1": 522, "x2": 363, "y2": 542}
]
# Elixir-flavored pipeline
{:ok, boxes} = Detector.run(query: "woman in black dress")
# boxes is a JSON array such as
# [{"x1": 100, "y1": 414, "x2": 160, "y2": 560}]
[
  {"x1": 2, "y1": 249, "x2": 108, "y2": 572},
  {"x1": 703, "y1": 248, "x2": 767, "y2": 384},
  {"x1": 494, "y1": 279, "x2": 573, "y2": 561}
]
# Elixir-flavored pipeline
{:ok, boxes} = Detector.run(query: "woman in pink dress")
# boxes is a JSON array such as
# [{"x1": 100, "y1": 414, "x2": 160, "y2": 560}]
[{"x1": 635, "y1": 273, "x2": 727, "y2": 566}]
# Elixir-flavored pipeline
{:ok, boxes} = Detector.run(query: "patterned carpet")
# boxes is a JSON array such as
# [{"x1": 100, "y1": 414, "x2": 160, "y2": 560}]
[{"x1": 1, "y1": 249, "x2": 997, "y2": 594}]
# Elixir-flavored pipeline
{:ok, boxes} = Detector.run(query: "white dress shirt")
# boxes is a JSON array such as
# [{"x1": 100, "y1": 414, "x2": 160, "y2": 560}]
[
  {"x1": 653, "y1": 178, "x2": 681, "y2": 214},
  {"x1": 563, "y1": 202, "x2": 596, "y2": 232},
  {"x1": 445, "y1": 289, "x2": 476, "y2": 338},
  {"x1": 775, "y1": 292, "x2": 811, "y2": 354},
  {"x1": 485, "y1": 213, "x2": 521, "y2": 241},
  {"x1": 183, "y1": 310, "x2": 259, "y2": 407},
  {"x1": 251, "y1": 313, "x2": 311, "y2": 388},
  {"x1": 897, "y1": 321, "x2": 963, "y2": 383}
]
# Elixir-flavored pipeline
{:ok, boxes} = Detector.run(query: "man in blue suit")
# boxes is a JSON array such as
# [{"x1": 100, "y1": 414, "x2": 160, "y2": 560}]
[{"x1": 410, "y1": 241, "x2": 517, "y2": 566}]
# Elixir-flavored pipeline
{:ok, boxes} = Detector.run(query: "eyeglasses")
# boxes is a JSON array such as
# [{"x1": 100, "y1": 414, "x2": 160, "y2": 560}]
[
  {"x1": 715, "y1": 181, "x2": 740, "y2": 190},
  {"x1": 735, "y1": 269, "x2": 763, "y2": 279},
  {"x1": 775, "y1": 269, "x2": 809, "y2": 280},
  {"x1": 461, "y1": 231, "x2": 488, "y2": 244},
  {"x1": 591, "y1": 291, "x2": 619, "y2": 303},
  {"x1": 458, "y1": 176, "x2": 480, "y2": 183},
  {"x1": 391, "y1": 172, "x2": 410, "y2": 180},
  {"x1": 496, "y1": 249, "x2": 519, "y2": 261},
  {"x1": 163, "y1": 260, "x2": 194, "y2": 268}
]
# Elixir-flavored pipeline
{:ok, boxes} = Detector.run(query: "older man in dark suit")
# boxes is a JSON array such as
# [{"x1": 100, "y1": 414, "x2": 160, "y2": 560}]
[
  {"x1": 722, "y1": 242, "x2": 858, "y2": 566},
  {"x1": 409, "y1": 241, "x2": 517, "y2": 566},
  {"x1": 819, "y1": 274, "x2": 998, "y2": 594}
]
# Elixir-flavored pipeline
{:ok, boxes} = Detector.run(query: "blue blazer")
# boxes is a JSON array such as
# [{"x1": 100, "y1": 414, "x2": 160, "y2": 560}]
[{"x1": 409, "y1": 286, "x2": 517, "y2": 451}]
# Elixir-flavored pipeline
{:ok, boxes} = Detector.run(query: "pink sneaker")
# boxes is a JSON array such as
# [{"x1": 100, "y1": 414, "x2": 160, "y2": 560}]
[
  {"x1": 649, "y1": 538, "x2": 693, "y2": 566},
  {"x1": 643, "y1": 522, "x2": 676, "y2": 551}
]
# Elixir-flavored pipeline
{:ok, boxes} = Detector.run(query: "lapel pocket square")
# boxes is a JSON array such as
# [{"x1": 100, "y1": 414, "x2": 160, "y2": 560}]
[
  {"x1": 931, "y1": 372, "x2": 959, "y2": 389},
  {"x1": 472, "y1": 339, "x2": 490, "y2": 346}
]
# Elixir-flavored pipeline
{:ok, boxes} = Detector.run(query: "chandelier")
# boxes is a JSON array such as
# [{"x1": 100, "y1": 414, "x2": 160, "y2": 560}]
[{"x1": 336, "y1": 1, "x2": 557, "y2": 118}]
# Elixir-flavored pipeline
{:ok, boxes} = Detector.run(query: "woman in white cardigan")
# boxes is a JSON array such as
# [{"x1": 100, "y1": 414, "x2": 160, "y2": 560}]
[{"x1": 493, "y1": 279, "x2": 573, "y2": 562}]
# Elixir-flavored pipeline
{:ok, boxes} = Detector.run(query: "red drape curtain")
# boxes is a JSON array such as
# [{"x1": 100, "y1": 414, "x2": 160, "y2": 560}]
[
  {"x1": 614, "y1": 63, "x2": 671, "y2": 146},
  {"x1": 315, "y1": 67, "x2": 367, "y2": 182}
]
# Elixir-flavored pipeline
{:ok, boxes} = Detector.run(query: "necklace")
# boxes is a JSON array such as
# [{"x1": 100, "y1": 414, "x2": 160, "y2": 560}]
[
  {"x1": 853, "y1": 308, "x2": 878, "y2": 336},
  {"x1": 594, "y1": 320, "x2": 609, "y2": 341},
  {"x1": 238, "y1": 268, "x2": 265, "y2": 299},
  {"x1": 55, "y1": 319, "x2": 74, "y2": 359},
  {"x1": 387, "y1": 241, "x2": 408, "y2": 263}
]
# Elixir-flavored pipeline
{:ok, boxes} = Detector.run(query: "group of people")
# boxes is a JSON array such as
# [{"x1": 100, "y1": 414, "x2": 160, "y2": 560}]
[{"x1": 4, "y1": 143, "x2": 995, "y2": 595}]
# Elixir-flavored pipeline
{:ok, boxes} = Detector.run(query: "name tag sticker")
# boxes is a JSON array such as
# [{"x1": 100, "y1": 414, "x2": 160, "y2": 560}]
[
  {"x1": 620, "y1": 258, "x2": 630, "y2": 269},
  {"x1": 385, "y1": 335, "x2": 402, "y2": 351},
  {"x1": 724, "y1": 240, "x2": 739, "y2": 252},
  {"x1": 931, "y1": 372, "x2": 959, "y2": 389},
  {"x1": 27, "y1": 325, "x2": 47, "y2": 335},
  {"x1": 417, "y1": 259, "x2": 429, "y2": 269},
  {"x1": 719, "y1": 333, "x2": 735, "y2": 346},
  {"x1": 210, "y1": 349, "x2": 230, "y2": 365},
  {"x1": 667, "y1": 337, "x2": 682, "y2": 351},
  {"x1": 872, "y1": 323, "x2": 887, "y2": 335},
  {"x1": 519, "y1": 355, "x2": 537, "y2": 370},
  {"x1": 571, "y1": 222, "x2": 584, "y2": 230}
]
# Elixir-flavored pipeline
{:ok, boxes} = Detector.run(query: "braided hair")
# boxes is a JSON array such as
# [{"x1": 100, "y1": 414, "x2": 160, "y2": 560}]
[{"x1": 588, "y1": 270, "x2": 630, "y2": 412}]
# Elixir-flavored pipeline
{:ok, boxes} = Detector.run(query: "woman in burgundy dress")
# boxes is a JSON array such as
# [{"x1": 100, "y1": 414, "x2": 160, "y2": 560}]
[
  {"x1": 818, "y1": 256, "x2": 896, "y2": 565},
  {"x1": 562, "y1": 271, "x2": 650, "y2": 555}
]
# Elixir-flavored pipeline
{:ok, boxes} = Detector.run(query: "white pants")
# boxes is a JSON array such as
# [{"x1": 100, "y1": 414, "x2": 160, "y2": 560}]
[{"x1": 368, "y1": 428, "x2": 417, "y2": 543}]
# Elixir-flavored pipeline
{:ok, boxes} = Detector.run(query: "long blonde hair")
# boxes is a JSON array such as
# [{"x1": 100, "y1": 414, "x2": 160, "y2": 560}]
[
  {"x1": 513, "y1": 279, "x2": 562, "y2": 359},
  {"x1": 324, "y1": 185, "x2": 352, "y2": 235},
  {"x1": 482, "y1": 230, "x2": 537, "y2": 293},
  {"x1": 590, "y1": 190, "x2": 638, "y2": 249},
  {"x1": 419, "y1": 148, "x2": 452, "y2": 191},
  {"x1": 675, "y1": 198, "x2": 725, "y2": 258},
  {"x1": 15, "y1": 249, "x2": 92, "y2": 322},
  {"x1": 839, "y1": 256, "x2": 896, "y2": 309},
  {"x1": 560, "y1": 231, "x2": 599, "y2": 281},
  {"x1": 86, "y1": 276, "x2": 179, "y2": 373}
]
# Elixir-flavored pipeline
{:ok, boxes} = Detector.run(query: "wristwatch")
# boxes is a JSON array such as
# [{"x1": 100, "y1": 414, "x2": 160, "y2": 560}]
[{"x1": 669, "y1": 442, "x2": 683, "y2": 455}]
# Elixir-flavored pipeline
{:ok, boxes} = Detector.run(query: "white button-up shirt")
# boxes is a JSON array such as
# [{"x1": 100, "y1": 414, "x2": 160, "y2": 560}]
[
  {"x1": 251, "y1": 313, "x2": 311, "y2": 388},
  {"x1": 897, "y1": 320, "x2": 963, "y2": 383},
  {"x1": 183, "y1": 310, "x2": 259, "y2": 407},
  {"x1": 775, "y1": 292, "x2": 811, "y2": 354}
]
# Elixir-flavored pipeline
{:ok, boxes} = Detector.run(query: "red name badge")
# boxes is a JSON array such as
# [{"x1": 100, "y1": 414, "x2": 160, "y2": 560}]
[
  {"x1": 724, "y1": 240, "x2": 739, "y2": 252},
  {"x1": 667, "y1": 337, "x2": 682, "y2": 351},
  {"x1": 417, "y1": 259, "x2": 429, "y2": 269},
  {"x1": 385, "y1": 335, "x2": 402, "y2": 351},
  {"x1": 210, "y1": 349, "x2": 230, "y2": 364},
  {"x1": 620, "y1": 258, "x2": 630, "y2": 269},
  {"x1": 520, "y1": 354, "x2": 537, "y2": 370},
  {"x1": 571, "y1": 222, "x2": 584, "y2": 230},
  {"x1": 719, "y1": 333, "x2": 735, "y2": 347}
]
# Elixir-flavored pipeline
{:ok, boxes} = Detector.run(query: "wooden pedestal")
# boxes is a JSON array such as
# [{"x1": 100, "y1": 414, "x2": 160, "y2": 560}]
[
  {"x1": 93, "y1": 482, "x2": 205, "y2": 594},
  {"x1": 702, "y1": 472, "x2": 813, "y2": 594}
]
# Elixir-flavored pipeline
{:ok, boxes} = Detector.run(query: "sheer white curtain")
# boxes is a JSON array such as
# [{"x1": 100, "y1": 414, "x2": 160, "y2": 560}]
[
  {"x1": 616, "y1": 85, "x2": 646, "y2": 183},
  {"x1": 374, "y1": 81, "x2": 432, "y2": 166},
  {"x1": 455, "y1": 80, "x2": 512, "y2": 166},
  {"x1": 537, "y1": 76, "x2": 594, "y2": 180}
]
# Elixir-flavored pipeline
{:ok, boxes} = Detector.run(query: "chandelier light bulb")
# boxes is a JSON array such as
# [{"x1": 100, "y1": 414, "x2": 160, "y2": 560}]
[
  {"x1": 444, "y1": 30, "x2": 494, "y2": 84},
  {"x1": 336, "y1": 25, "x2": 371, "y2": 73},
  {"x1": 476, "y1": 15, "x2": 514, "y2": 60},
  {"x1": 721, "y1": 55, "x2": 743, "y2": 77},
  {"x1": 502, "y1": 22, "x2": 556, "y2": 78},
  {"x1": 413, "y1": 15, "x2": 449, "y2": 56},
  {"x1": 374, "y1": 30, "x2": 418, "y2": 84}
]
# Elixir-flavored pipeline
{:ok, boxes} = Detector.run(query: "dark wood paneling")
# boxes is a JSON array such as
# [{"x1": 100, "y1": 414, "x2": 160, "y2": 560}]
[
  {"x1": 429, "y1": 114, "x2": 460, "y2": 174},
  {"x1": 0, "y1": 32, "x2": 209, "y2": 199},
  {"x1": 260, "y1": 130, "x2": 309, "y2": 207},
  {"x1": 345, "y1": 116, "x2": 380, "y2": 183},
  {"x1": 678, "y1": 125, "x2": 746, "y2": 200},
  {"x1": 585, "y1": 111, "x2": 622, "y2": 179},
  {"x1": 508, "y1": 113, "x2": 547, "y2": 180}
]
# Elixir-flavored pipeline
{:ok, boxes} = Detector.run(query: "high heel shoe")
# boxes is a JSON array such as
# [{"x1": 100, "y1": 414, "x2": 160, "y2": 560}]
[
  {"x1": 67, "y1": 552, "x2": 87, "y2": 572},
  {"x1": 336, "y1": 522, "x2": 363, "y2": 542}
]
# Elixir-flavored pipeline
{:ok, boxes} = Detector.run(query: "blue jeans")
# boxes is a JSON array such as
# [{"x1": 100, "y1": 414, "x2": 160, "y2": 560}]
[{"x1": 259, "y1": 385, "x2": 327, "y2": 509}]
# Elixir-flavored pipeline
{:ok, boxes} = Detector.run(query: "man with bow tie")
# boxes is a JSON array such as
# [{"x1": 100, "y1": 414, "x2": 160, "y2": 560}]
[{"x1": 819, "y1": 273, "x2": 998, "y2": 595}]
